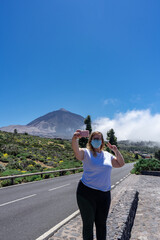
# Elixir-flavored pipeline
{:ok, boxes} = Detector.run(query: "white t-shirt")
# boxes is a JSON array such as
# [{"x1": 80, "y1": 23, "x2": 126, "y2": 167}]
[{"x1": 81, "y1": 148, "x2": 114, "y2": 192}]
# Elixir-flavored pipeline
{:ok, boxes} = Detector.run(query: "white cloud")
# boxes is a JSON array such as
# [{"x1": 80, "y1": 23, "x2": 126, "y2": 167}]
[
  {"x1": 104, "y1": 98, "x2": 118, "y2": 105},
  {"x1": 92, "y1": 109, "x2": 160, "y2": 142}
]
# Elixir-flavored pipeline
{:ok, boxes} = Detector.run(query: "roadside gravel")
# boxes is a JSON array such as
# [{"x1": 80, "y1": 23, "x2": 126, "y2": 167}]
[{"x1": 48, "y1": 174, "x2": 160, "y2": 240}]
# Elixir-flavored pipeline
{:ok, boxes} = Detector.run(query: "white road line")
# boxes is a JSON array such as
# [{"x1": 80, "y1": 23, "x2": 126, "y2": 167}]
[
  {"x1": 48, "y1": 183, "x2": 70, "y2": 191},
  {"x1": 0, "y1": 194, "x2": 37, "y2": 207},
  {"x1": 35, "y1": 210, "x2": 80, "y2": 240},
  {"x1": 36, "y1": 173, "x2": 132, "y2": 240}
]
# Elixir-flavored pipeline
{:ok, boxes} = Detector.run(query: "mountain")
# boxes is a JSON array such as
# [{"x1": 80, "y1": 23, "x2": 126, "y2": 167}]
[{"x1": 0, "y1": 108, "x2": 85, "y2": 139}]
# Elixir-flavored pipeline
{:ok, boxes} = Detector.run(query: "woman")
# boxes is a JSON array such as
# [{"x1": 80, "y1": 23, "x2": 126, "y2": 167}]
[{"x1": 72, "y1": 130, "x2": 125, "y2": 240}]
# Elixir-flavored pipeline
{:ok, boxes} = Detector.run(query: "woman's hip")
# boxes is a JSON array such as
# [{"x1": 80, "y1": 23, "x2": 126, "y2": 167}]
[{"x1": 77, "y1": 180, "x2": 111, "y2": 201}]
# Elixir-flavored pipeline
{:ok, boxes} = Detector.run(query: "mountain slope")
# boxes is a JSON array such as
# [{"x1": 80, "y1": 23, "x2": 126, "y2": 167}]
[{"x1": 0, "y1": 108, "x2": 85, "y2": 139}]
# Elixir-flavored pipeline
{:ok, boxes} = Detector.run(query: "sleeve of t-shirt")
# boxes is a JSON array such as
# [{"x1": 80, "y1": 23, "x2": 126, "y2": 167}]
[
  {"x1": 111, "y1": 153, "x2": 116, "y2": 160},
  {"x1": 82, "y1": 148, "x2": 89, "y2": 161}
]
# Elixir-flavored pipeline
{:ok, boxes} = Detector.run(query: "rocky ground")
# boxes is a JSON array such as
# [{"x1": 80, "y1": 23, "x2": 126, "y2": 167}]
[{"x1": 48, "y1": 174, "x2": 160, "y2": 240}]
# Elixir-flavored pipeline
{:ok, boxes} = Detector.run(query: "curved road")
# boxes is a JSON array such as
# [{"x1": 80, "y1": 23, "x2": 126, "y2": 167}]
[{"x1": 0, "y1": 162, "x2": 134, "y2": 240}]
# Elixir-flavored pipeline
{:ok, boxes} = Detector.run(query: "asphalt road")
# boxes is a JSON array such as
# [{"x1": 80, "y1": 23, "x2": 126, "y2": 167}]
[{"x1": 0, "y1": 162, "x2": 134, "y2": 240}]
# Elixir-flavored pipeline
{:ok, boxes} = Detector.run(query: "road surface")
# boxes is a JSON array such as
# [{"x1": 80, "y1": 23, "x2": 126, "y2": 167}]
[{"x1": 0, "y1": 162, "x2": 134, "y2": 240}]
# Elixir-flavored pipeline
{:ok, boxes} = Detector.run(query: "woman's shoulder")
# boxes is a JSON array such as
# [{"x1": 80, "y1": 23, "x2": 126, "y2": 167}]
[
  {"x1": 83, "y1": 148, "x2": 93, "y2": 156},
  {"x1": 82, "y1": 148, "x2": 92, "y2": 161}
]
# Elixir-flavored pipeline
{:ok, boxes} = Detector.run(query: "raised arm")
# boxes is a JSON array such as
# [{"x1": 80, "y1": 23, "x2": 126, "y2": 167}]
[
  {"x1": 72, "y1": 130, "x2": 85, "y2": 161},
  {"x1": 107, "y1": 142, "x2": 125, "y2": 168}
]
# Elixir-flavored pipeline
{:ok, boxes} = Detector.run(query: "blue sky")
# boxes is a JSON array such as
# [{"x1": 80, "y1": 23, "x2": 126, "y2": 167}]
[{"x1": 0, "y1": 0, "x2": 160, "y2": 134}]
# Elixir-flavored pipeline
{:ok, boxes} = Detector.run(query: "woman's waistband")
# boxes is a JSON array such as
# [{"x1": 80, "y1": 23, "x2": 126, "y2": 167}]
[{"x1": 78, "y1": 180, "x2": 110, "y2": 193}]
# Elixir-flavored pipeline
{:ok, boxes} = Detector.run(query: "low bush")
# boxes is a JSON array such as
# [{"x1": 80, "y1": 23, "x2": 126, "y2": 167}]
[
  {"x1": 0, "y1": 179, "x2": 11, "y2": 187},
  {"x1": 0, "y1": 164, "x2": 6, "y2": 173},
  {"x1": 131, "y1": 158, "x2": 160, "y2": 174},
  {"x1": 1, "y1": 168, "x2": 20, "y2": 176}
]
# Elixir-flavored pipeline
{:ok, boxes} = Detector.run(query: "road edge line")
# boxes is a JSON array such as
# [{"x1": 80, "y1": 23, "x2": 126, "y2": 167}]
[
  {"x1": 35, "y1": 210, "x2": 80, "y2": 240},
  {"x1": 36, "y1": 172, "x2": 131, "y2": 240}
]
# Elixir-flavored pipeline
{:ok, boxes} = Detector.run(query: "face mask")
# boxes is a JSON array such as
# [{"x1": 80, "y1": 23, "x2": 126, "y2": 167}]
[{"x1": 91, "y1": 139, "x2": 102, "y2": 148}]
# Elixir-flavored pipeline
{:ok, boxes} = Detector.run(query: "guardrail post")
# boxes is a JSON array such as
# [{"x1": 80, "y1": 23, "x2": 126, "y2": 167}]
[
  {"x1": 11, "y1": 178, "x2": 14, "y2": 185},
  {"x1": 60, "y1": 171, "x2": 65, "y2": 176}
]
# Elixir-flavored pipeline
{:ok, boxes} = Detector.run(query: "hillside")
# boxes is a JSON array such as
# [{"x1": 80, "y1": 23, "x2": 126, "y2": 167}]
[
  {"x1": 118, "y1": 140, "x2": 160, "y2": 154},
  {"x1": 0, "y1": 131, "x2": 83, "y2": 186}
]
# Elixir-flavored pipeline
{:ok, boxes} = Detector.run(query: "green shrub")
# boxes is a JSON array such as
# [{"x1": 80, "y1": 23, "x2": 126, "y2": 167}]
[
  {"x1": 26, "y1": 164, "x2": 35, "y2": 171},
  {"x1": 120, "y1": 150, "x2": 136, "y2": 163},
  {"x1": 7, "y1": 159, "x2": 20, "y2": 169},
  {"x1": 0, "y1": 164, "x2": 6, "y2": 173},
  {"x1": 0, "y1": 179, "x2": 11, "y2": 187},
  {"x1": 1, "y1": 168, "x2": 20, "y2": 176},
  {"x1": 25, "y1": 175, "x2": 42, "y2": 182},
  {"x1": 131, "y1": 158, "x2": 160, "y2": 174}
]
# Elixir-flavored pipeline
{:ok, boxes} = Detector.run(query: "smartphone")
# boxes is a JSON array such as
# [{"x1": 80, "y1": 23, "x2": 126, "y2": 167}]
[{"x1": 80, "y1": 130, "x2": 89, "y2": 138}]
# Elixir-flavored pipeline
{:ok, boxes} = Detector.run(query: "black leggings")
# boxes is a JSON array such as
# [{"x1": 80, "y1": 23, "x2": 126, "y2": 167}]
[{"x1": 76, "y1": 181, "x2": 111, "y2": 240}]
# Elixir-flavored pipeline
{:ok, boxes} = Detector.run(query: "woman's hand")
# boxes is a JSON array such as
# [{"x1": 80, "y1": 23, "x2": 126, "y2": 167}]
[
  {"x1": 106, "y1": 142, "x2": 125, "y2": 168},
  {"x1": 73, "y1": 130, "x2": 82, "y2": 139},
  {"x1": 106, "y1": 142, "x2": 118, "y2": 154}
]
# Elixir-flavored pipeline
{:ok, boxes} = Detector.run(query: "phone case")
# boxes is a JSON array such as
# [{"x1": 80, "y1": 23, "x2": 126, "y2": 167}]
[{"x1": 80, "y1": 130, "x2": 89, "y2": 137}]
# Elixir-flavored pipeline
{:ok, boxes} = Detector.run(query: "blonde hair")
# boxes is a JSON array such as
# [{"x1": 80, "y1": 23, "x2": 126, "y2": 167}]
[{"x1": 87, "y1": 131, "x2": 105, "y2": 156}]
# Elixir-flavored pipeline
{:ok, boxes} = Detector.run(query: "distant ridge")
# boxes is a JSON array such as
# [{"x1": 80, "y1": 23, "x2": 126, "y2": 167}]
[{"x1": 0, "y1": 108, "x2": 85, "y2": 139}]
